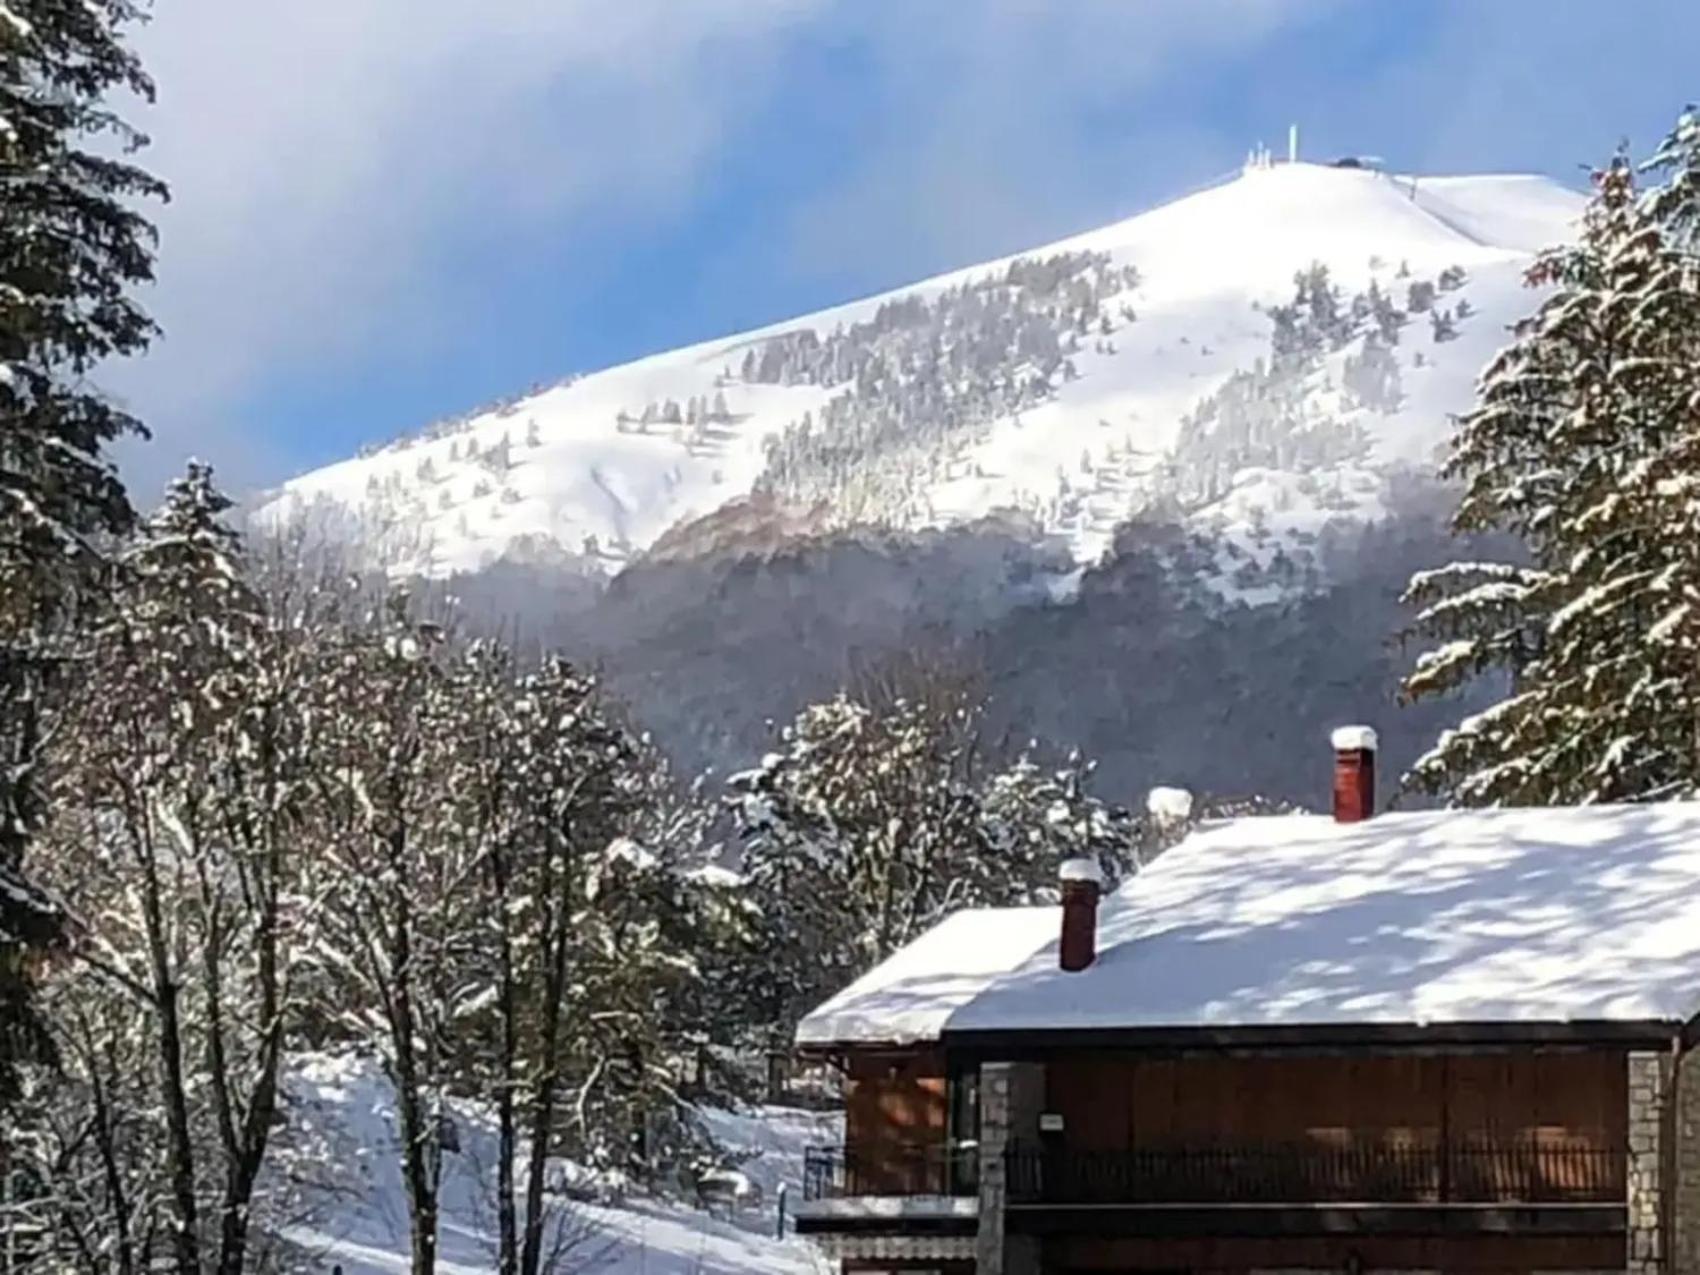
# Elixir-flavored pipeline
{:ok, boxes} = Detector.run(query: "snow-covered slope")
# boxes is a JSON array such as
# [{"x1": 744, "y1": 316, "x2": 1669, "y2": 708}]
[
  {"x1": 262, "y1": 161, "x2": 1581, "y2": 592},
  {"x1": 281, "y1": 1053, "x2": 837, "y2": 1274}
]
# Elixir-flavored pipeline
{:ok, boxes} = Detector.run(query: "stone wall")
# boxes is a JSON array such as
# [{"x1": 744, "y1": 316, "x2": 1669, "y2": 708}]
[
  {"x1": 1674, "y1": 1047, "x2": 1700, "y2": 1275},
  {"x1": 1629, "y1": 1045, "x2": 1700, "y2": 1275},
  {"x1": 976, "y1": 1060, "x2": 1043, "y2": 1275},
  {"x1": 1629, "y1": 1050, "x2": 1669, "y2": 1274}
]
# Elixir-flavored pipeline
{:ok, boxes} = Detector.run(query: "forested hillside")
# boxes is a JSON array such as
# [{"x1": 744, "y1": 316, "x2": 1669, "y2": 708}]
[{"x1": 447, "y1": 471, "x2": 1505, "y2": 809}]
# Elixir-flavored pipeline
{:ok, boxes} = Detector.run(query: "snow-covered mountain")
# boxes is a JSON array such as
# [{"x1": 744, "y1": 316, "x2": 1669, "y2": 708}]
[{"x1": 263, "y1": 160, "x2": 1582, "y2": 597}]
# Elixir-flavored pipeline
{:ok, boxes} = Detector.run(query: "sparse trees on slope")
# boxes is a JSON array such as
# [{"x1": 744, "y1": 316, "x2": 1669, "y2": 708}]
[
  {"x1": 1401, "y1": 132, "x2": 1700, "y2": 803},
  {"x1": 752, "y1": 251, "x2": 1140, "y2": 524}
]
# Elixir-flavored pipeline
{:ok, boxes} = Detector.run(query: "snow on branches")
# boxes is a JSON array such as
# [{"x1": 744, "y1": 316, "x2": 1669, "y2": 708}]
[
  {"x1": 1402, "y1": 115, "x2": 1700, "y2": 805},
  {"x1": 727, "y1": 685, "x2": 1154, "y2": 1032},
  {"x1": 17, "y1": 466, "x2": 735, "y2": 1274}
]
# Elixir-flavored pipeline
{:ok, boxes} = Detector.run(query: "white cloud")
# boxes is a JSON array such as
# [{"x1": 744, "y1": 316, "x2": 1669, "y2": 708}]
[{"x1": 111, "y1": 0, "x2": 816, "y2": 497}]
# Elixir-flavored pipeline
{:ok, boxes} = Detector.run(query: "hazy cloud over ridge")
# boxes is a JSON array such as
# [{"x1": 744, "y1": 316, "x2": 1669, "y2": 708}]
[{"x1": 114, "y1": 0, "x2": 816, "y2": 495}]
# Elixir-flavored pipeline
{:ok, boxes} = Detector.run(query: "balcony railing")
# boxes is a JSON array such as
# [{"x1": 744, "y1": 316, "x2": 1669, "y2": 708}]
[
  {"x1": 803, "y1": 1142, "x2": 979, "y2": 1201},
  {"x1": 1004, "y1": 1137, "x2": 1625, "y2": 1206}
]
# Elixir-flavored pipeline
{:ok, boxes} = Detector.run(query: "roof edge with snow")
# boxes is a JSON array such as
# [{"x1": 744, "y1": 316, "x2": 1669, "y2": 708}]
[{"x1": 795, "y1": 803, "x2": 1700, "y2": 1052}]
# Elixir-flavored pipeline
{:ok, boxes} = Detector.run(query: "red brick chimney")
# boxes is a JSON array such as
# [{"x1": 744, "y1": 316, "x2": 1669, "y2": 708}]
[
  {"x1": 1331, "y1": 725, "x2": 1378, "y2": 823},
  {"x1": 1059, "y1": 858, "x2": 1103, "y2": 972}
]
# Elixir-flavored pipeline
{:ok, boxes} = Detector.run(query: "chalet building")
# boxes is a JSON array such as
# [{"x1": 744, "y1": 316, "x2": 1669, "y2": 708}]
[{"x1": 792, "y1": 728, "x2": 1700, "y2": 1275}]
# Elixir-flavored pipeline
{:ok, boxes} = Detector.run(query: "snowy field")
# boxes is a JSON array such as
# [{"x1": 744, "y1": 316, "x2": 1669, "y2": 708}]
[{"x1": 281, "y1": 1054, "x2": 838, "y2": 1274}]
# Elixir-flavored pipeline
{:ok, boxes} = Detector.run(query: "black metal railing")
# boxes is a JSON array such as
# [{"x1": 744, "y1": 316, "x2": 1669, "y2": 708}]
[
  {"x1": 1004, "y1": 1137, "x2": 1625, "y2": 1206},
  {"x1": 803, "y1": 1142, "x2": 979, "y2": 1200}
]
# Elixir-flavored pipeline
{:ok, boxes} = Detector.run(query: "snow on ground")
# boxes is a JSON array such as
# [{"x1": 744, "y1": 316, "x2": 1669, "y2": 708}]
[
  {"x1": 260, "y1": 162, "x2": 1583, "y2": 594},
  {"x1": 691, "y1": 1103, "x2": 841, "y2": 1211},
  {"x1": 279, "y1": 1053, "x2": 838, "y2": 1274}
]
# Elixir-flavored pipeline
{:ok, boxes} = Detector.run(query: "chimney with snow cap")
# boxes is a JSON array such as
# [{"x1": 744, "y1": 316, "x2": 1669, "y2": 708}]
[
  {"x1": 1331, "y1": 725, "x2": 1378, "y2": 823},
  {"x1": 1146, "y1": 786, "x2": 1195, "y2": 826},
  {"x1": 1058, "y1": 858, "x2": 1103, "y2": 972}
]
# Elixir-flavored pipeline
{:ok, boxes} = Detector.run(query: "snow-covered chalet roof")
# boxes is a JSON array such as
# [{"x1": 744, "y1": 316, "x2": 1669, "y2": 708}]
[
  {"x1": 794, "y1": 907, "x2": 1059, "y2": 1048},
  {"x1": 798, "y1": 804, "x2": 1700, "y2": 1048}
]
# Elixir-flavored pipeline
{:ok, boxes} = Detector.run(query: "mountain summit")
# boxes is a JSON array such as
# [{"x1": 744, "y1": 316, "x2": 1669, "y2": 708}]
[{"x1": 264, "y1": 162, "x2": 1582, "y2": 596}]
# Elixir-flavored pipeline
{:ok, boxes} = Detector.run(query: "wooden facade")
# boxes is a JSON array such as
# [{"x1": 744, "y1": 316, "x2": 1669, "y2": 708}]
[
  {"x1": 1045, "y1": 1049, "x2": 1626, "y2": 1155},
  {"x1": 846, "y1": 1048, "x2": 947, "y2": 1143},
  {"x1": 811, "y1": 1046, "x2": 1632, "y2": 1272},
  {"x1": 837, "y1": 1049, "x2": 1630, "y2": 1166},
  {"x1": 1050, "y1": 1232, "x2": 1624, "y2": 1272},
  {"x1": 843, "y1": 1048, "x2": 950, "y2": 1195}
]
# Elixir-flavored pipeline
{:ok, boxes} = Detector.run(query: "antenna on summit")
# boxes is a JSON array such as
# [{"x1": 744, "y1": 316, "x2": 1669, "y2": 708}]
[
  {"x1": 1243, "y1": 141, "x2": 1276, "y2": 174},
  {"x1": 1288, "y1": 124, "x2": 1299, "y2": 165}
]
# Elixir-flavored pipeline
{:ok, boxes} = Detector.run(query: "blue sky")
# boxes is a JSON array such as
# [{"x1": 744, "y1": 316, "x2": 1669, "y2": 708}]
[{"x1": 114, "y1": 1, "x2": 1700, "y2": 499}]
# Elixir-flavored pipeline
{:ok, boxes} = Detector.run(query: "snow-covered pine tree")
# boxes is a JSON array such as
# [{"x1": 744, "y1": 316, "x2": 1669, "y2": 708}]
[
  {"x1": 1401, "y1": 138, "x2": 1700, "y2": 803},
  {"x1": 1624, "y1": 107, "x2": 1700, "y2": 789},
  {"x1": 0, "y1": 0, "x2": 164, "y2": 566},
  {"x1": 0, "y1": 0, "x2": 166, "y2": 1111},
  {"x1": 1642, "y1": 105, "x2": 1700, "y2": 257},
  {"x1": 978, "y1": 750, "x2": 1147, "y2": 885}
]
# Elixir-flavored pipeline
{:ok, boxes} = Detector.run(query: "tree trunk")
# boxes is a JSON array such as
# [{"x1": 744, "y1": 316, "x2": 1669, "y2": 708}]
[
  {"x1": 492, "y1": 846, "x2": 518, "y2": 1275},
  {"x1": 519, "y1": 918, "x2": 571, "y2": 1275},
  {"x1": 392, "y1": 978, "x2": 439, "y2": 1275},
  {"x1": 139, "y1": 835, "x2": 202, "y2": 1275},
  {"x1": 213, "y1": 831, "x2": 284, "y2": 1275},
  {"x1": 84, "y1": 1021, "x2": 138, "y2": 1275},
  {"x1": 386, "y1": 818, "x2": 437, "y2": 1275}
]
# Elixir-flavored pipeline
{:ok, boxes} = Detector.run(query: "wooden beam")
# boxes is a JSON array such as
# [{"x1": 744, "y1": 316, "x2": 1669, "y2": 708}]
[
  {"x1": 945, "y1": 1019, "x2": 1680, "y2": 1060},
  {"x1": 1004, "y1": 1202, "x2": 1626, "y2": 1239}
]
